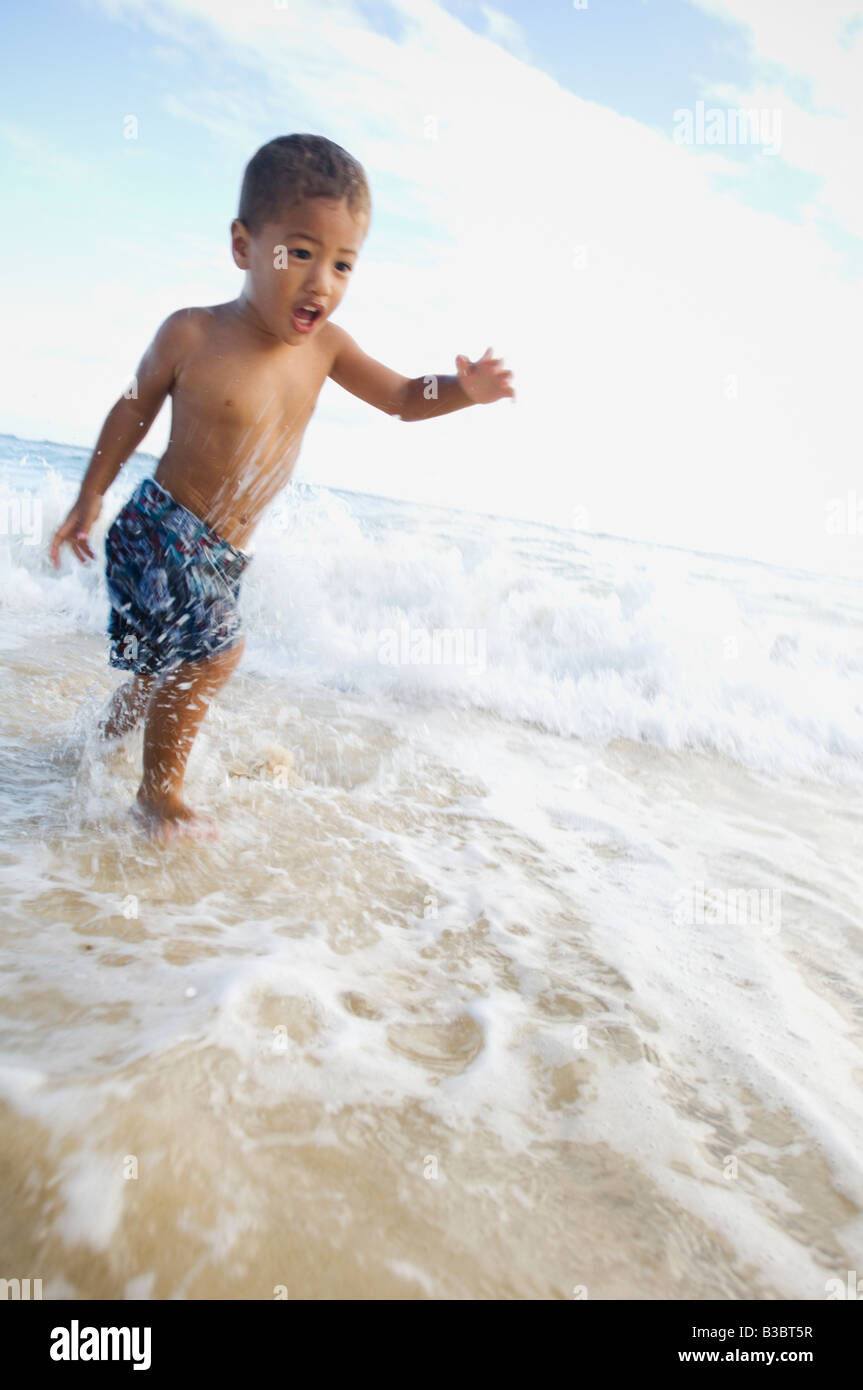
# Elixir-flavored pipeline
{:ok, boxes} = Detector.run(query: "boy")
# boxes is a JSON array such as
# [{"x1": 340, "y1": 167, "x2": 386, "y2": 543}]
[{"x1": 49, "y1": 134, "x2": 515, "y2": 842}]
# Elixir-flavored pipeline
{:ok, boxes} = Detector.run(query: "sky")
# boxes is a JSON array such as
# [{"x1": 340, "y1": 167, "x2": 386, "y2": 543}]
[{"x1": 1, "y1": 0, "x2": 862, "y2": 577}]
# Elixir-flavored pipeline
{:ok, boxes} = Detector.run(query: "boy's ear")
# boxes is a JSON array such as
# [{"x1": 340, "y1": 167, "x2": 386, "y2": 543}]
[{"x1": 231, "y1": 218, "x2": 252, "y2": 270}]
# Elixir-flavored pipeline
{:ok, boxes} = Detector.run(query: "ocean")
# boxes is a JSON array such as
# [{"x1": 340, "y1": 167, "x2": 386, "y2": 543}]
[{"x1": 1, "y1": 432, "x2": 861, "y2": 1299}]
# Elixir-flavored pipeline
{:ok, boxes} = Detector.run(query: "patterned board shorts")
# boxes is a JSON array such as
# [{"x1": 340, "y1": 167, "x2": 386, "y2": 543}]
[{"x1": 104, "y1": 476, "x2": 252, "y2": 676}]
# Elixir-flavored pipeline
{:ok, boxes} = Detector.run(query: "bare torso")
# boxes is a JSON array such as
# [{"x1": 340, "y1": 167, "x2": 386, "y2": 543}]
[{"x1": 153, "y1": 302, "x2": 335, "y2": 551}]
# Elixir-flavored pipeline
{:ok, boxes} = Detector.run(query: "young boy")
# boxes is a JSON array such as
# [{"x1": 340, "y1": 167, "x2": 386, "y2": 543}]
[{"x1": 49, "y1": 134, "x2": 515, "y2": 842}]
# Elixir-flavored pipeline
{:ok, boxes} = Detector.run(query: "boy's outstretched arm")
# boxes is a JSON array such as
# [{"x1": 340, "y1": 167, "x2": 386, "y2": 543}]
[
  {"x1": 48, "y1": 311, "x2": 196, "y2": 568},
  {"x1": 327, "y1": 327, "x2": 515, "y2": 423}
]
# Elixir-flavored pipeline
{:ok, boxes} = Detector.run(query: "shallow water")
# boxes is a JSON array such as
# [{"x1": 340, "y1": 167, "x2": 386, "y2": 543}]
[{"x1": 1, "y1": 438, "x2": 862, "y2": 1298}]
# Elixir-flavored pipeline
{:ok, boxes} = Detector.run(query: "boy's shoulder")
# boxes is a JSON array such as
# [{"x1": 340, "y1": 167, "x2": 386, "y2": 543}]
[
  {"x1": 155, "y1": 305, "x2": 343, "y2": 375},
  {"x1": 319, "y1": 319, "x2": 362, "y2": 373},
  {"x1": 148, "y1": 305, "x2": 244, "y2": 372},
  {"x1": 160, "y1": 304, "x2": 224, "y2": 337},
  {"x1": 148, "y1": 306, "x2": 214, "y2": 358}
]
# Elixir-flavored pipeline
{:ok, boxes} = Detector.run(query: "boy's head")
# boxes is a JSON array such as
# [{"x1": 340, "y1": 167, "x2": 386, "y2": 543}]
[{"x1": 231, "y1": 134, "x2": 371, "y2": 343}]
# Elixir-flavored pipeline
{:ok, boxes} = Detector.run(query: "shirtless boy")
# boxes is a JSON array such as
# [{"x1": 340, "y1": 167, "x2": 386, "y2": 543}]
[{"x1": 49, "y1": 134, "x2": 515, "y2": 842}]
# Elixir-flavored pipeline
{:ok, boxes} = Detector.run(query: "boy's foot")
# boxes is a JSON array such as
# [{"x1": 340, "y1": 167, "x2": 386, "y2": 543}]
[{"x1": 132, "y1": 789, "x2": 221, "y2": 843}]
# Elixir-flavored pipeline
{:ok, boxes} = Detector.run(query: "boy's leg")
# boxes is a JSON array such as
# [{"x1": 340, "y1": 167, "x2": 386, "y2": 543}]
[
  {"x1": 136, "y1": 637, "x2": 245, "y2": 830},
  {"x1": 99, "y1": 673, "x2": 156, "y2": 740}
]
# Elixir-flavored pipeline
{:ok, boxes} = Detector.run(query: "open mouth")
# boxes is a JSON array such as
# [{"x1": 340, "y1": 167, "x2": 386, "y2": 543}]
[{"x1": 291, "y1": 304, "x2": 323, "y2": 332}]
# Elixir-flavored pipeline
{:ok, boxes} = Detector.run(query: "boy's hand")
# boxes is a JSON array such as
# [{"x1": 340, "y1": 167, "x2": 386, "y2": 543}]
[
  {"x1": 49, "y1": 492, "x2": 102, "y2": 568},
  {"x1": 455, "y1": 347, "x2": 515, "y2": 405}
]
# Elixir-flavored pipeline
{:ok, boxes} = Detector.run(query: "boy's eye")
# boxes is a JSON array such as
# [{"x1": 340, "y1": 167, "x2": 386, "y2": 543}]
[{"x1": 288, "y1": 248, "x2": 352, "y2": 273}]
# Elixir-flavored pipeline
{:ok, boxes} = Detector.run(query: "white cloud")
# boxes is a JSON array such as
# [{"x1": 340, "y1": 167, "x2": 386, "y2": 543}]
[
  {"x1": 161, "y1": 90, "x2": 271, "y2": 150},
  {"x1": 687, "y1": 0, "x2": 863, "y2": 239},
  {"x1": 0, "y1": 123, "x2": 88, "y2": 181},
  {"x1": 478, "y1": 4, "x2": 528, "y2": 56}
]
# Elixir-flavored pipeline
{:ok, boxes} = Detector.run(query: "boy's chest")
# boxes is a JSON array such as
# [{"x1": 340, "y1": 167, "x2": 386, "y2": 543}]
[{"x1": 173, "y1": 339, "x2": 332, "y2": 433}]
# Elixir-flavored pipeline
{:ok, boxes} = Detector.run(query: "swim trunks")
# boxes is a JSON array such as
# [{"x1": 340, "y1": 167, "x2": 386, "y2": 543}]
[{"x1": 104, "y1": 476, "x2": 251, "y2": 675}]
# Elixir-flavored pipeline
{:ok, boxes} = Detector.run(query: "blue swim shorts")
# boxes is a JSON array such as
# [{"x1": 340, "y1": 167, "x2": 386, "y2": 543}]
[{"x1": 104, "y1": 477, "x2": 251, "y2": 675}]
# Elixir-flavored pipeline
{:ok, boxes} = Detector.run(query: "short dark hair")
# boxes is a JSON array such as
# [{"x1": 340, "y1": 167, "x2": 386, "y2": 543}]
[{"x1": 237, "y1": 134, "x2": 371, "y2": 235}]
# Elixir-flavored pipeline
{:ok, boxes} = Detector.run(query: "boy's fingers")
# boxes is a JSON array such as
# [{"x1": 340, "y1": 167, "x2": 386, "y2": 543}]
[
  {"x1": 49, "y1": 527, "x2": 68, "y2": 567},
  {"x1": 50, "y1": 523, "x2": 93, "y2": 567}
]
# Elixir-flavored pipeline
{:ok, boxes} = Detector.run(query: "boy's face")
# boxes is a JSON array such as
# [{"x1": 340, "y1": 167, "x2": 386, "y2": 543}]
[{"x1": 231, "y1": 196, "x2": 368, "y2": 343}]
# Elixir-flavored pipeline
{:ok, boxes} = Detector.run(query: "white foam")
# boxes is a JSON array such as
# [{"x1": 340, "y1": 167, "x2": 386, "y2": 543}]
[{"x1": 5, "y1": 452, "x2": 861, "y2": 789}]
